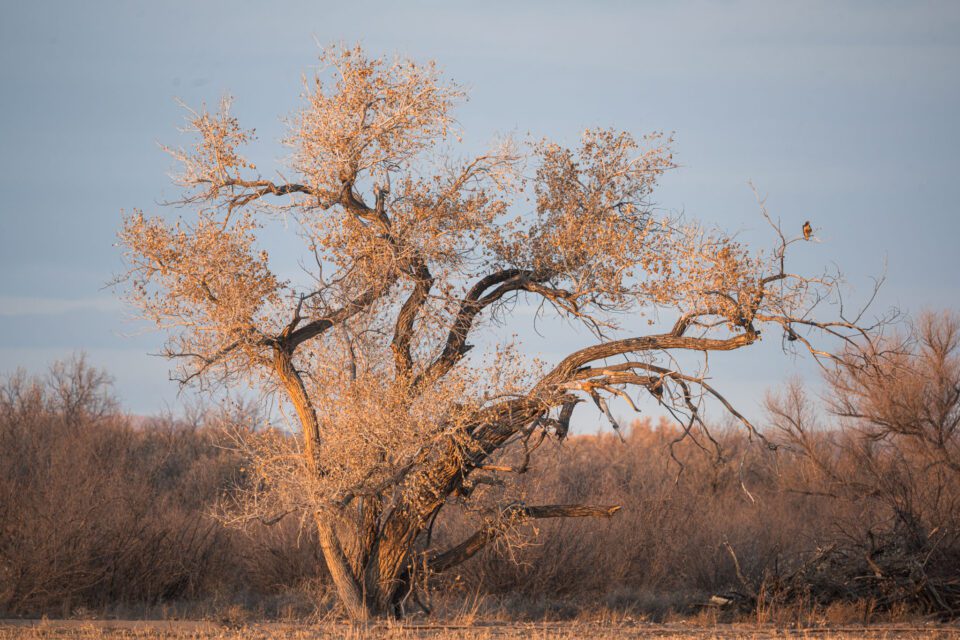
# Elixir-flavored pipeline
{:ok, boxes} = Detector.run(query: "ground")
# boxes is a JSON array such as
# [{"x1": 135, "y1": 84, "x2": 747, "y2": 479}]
[{"x1": 1, "y1": 620, "x2": 958, "y2": 639}]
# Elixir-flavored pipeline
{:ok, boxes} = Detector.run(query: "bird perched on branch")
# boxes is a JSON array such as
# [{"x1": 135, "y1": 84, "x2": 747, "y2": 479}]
[{"x1": 802, "y1": 220, "x2": 813, "y2": 241}]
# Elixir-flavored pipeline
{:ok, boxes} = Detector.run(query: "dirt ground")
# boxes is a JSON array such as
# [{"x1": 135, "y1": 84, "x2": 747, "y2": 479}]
[{"x1": 1, "y1": 620, "x2": 958, "y2": 639}]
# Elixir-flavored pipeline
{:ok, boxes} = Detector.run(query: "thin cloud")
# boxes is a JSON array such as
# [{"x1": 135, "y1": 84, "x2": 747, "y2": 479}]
[{"x1": 0, "y1": 296, "x2": 123, "y2": 317}]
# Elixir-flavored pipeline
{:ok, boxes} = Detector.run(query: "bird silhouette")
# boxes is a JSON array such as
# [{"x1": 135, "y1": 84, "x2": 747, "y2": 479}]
[{"x1": 803, "y1": 221, "x2": 813, "y2": 241}]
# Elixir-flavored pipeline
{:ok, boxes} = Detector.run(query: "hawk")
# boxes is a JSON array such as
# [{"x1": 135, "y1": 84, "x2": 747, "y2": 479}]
[{"x1": 802, "y1": 220, "x2": 813, "y2": 241}]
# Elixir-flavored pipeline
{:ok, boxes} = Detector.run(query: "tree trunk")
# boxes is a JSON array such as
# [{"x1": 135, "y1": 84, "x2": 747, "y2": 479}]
[
  {"x1": 314, "y1": 515, "x2": 372, "y2": 620},
  {"x1": 314, "y1": 511, "x2": 413, "y2": 620},
  {"x1": 314, "y1": 500, "x2": 622, "y2": 620}
]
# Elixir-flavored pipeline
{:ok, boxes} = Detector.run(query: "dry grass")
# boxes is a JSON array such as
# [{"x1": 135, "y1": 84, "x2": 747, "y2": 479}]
[{"x1": 1, "y1": 619, "x2": 959, "y2": 640}]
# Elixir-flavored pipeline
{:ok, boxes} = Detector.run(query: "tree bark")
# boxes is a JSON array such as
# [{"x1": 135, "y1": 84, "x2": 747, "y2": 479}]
[{"x1": 314, "y1": 515, "x2": 370, "y2": 620}]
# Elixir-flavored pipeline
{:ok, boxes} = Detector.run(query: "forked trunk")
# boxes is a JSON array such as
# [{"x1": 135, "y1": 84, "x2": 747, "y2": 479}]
[
  {"x1": 274, "y1": 352, "x2": 407, "y2": 619},
  {"x1": 314, "y1": 512, "x2": 416, "y2": 620},
  {"x1": 313, "y1": 500, "x2": 622, "y2": 620}
]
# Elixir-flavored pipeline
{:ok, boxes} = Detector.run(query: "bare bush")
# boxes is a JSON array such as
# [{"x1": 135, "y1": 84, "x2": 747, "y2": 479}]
[
  {"x1": 764, "y1": 311, "x2": 960, "y2": 616},
  {"x1": 0, "y1": 357, "x2": 324, "y2": 617}
]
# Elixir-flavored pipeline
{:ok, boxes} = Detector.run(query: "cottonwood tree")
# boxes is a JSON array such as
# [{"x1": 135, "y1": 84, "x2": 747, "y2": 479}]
[{"x1": 118, "y1": 45, "x2": 874, "y2": 619}]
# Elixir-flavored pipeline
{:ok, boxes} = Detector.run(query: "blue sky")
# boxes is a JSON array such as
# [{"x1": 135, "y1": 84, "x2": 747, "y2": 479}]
[{"x1": 1, "y1": 1, "x2": 958, "y2": 428}]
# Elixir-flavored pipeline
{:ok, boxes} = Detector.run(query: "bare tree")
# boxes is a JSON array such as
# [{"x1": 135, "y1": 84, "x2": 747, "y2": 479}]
[{"x1": 117, "y1": 45, "x2": 875, "y2": 619}]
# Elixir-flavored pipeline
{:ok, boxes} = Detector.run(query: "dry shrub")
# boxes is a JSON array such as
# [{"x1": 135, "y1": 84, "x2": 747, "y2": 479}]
[
  {"x1": 0, "y1": 356, "x2": 325, "y2": 617},
  {"x1": 763, "y1": 311, "x2": 960, "y2": 617}
]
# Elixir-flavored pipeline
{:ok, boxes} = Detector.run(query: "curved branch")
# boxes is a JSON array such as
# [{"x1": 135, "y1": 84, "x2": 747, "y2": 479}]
[
  {"x1": 392, "y1": 261, "x2": 434, "y2": 378},
  {"x1": 417, "y1": 269, "x2": 585, "y2": 386},
  {"x1": 415, "y1": 269, "x2": 527, "y2": 385},
  {"x1": 542, "y1": 330, "x2": 759, "y2": 386},
  {"x1": 284, "y1": 278, "x2": 397, "y2": 350}
]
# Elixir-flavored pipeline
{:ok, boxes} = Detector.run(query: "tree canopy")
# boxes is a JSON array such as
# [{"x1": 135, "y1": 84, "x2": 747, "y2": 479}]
[{"x1": 117, "y1": 45, "x2": 876, "y2": 619}]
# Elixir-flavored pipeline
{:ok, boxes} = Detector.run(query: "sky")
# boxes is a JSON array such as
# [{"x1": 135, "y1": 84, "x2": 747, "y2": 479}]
[{"x1": 1, "y1": 1, "x2": 958, "y2": 430}]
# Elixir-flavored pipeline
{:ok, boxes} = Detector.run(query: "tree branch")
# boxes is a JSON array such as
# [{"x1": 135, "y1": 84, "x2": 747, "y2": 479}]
[
  {"x1": 541, "y1": 330, "x2": 759, "y2": 387},
  {"x1": 392, "y1": 260, "x2": 434, "y2": 378},
  {"x1": 283, "y1": 278, "x2": 397, "y2": 350},
  {"x1": 215, "y1": 178, "x2": 327, "y2": 213},
  {"x1": 415, "y1": 269, "x2": 584, "y2": 387},
  {"x1": 429, "y1": 503, "x2": 621, "y2": 572}
]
